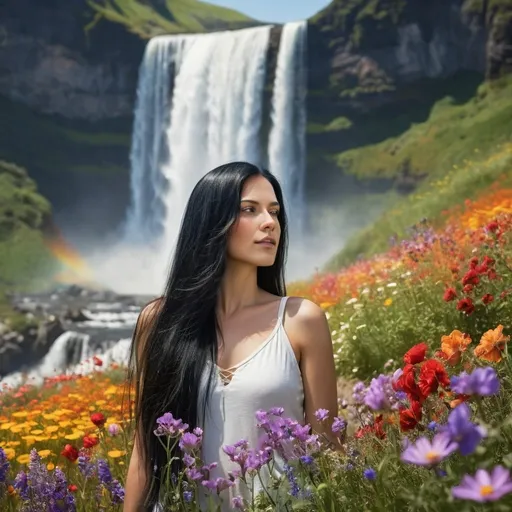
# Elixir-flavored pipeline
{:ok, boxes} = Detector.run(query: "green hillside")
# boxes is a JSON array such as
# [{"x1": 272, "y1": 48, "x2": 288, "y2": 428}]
[
  {"x1": 88, "y1": 0, "x2": 256, "y2": 38},
  {"x1": 0, "y1": 161, "x2": 56, "y2": 294},
  {"x1": 326, "y1": 79, "x2": 512, "y2": 270},
  {"x1": 335, "y1": 77, "x2": 512, "y2": 181}
]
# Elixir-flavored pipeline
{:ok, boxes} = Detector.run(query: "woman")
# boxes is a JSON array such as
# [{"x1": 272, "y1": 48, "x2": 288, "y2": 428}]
[{"x1": 123, "y1": 162, "x2": 339, "y2": 511}]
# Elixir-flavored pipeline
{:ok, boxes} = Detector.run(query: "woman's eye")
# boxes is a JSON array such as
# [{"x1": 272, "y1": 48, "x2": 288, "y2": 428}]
[
  {"x1": 241, "y1": 207, "x2": 255, "y2": 213},
  {"x1": 270, "y1": 210, "x2": 280, "y2": 216}
]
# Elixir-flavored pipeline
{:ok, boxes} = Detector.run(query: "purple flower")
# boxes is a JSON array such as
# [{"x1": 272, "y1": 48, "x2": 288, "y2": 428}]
[
  {"x1": 441, "y1": 403, "x2": 486, "y2": 456},
  {"x1": 154, "y1": 412, "x2": 189, "y2": 437},
  {"x1": 232, "y1": 496, "x2": 245, "y2": 509},
  {"x1": 332, "y1": 417, "x2": 347, "y2": 433},
  {"x1": 364, "y1": 468, "x2": 377, "y2": 481},
  {"x1": 202, "y1": 477, "x2": 234, "y2": 494},
  {"x1": 78, "y1": 452, "x2": 95, "y2": 479},
  {"x1": 179, "y1": 432, "x2": 202, "y2": 453},
  {"x1": 13, "y1": 470, "x2": 29, "y2": 499},
  {"x1": 352, "y1": 382, "x2": 366, "y2": 404},
  {"x1": 401, "y1": 433, "x2": 457, "y2": 467},
  {"x1": 314, "y1": 408, "x2": 329, "y2": 422},
  {"x1": 300, "y1": 455, "x2": 314, "y2": 465},
  {"x1": 110, "y1": 479, "x2": 125, "y2": 504},
  {"x1": 427, "y1": 421, "x2": 438, "y2": 432},
  {"x1": 97, "y1": 459, "x2": 112, "y2": 485},
  {"x1": 0, "y1": 447, "x2": 9, "y2": 483},
  {"x1": 108, "y1": 423, "x2": 121, "y2": 437},
  {"x1": 451, "y1": 367, "x2": 500, "y2": 397},
  {"x1": 363, "y1": 374, "x2": 400, "y2": 411},
  {"x1": 183, "y1": 490, "x2": 193, "y2": 503},
  {"x1": 452, "y1": 466, "x2": 512, "y2": 502},
  {"x1": 185, "y1": 467, "x2": 203, "y2": 481}
]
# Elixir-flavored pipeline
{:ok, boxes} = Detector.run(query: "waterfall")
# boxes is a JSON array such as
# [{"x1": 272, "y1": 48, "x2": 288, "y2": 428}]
[
  {"x1": 110, "y1": 22, "x2": 308, "y2": 293},
  {"x1": 268, "y1": 21, "x2": 308, "y2": 235},
  {"x1": 123, "y1": 26, "x2": 272, "y2": 250}
]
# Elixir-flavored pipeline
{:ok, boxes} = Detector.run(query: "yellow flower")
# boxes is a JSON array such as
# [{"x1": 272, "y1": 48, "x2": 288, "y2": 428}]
[
  {"x1": 3, "y1": 448, "x2": 15, "y2": 460},
  {"x1": 12, "y1": 411, "x2": 28, "y2": 419},
  {"x1": 16, "y1": 454, "x2": 31, "y2": 464},
  {"x1": 45, "y1": 426, "x2": 60, "y2": 434},
  {"x1": 64, "y1": 432, "x2": 82, "y2": 441},
  {"x1": 47, "y1": 462, "x2": 55, "y2": 471},
  {"x1": 107, "y1": 450, "x2": 126, "y2": 459},
  {"x1": 30, "y1": 429, "x2": 44, "y2": 435},
  {"x1": 384, "y1": 298, "x2": 393, "y2": 307},
  {"x1": 38, "y1": 449, "x2": 52, "y2": 458}
]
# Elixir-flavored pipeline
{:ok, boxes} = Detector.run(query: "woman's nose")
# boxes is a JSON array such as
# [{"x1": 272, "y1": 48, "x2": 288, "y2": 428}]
[{"x1": 260, "y1": 211, "x2": 276, "y2": 231}]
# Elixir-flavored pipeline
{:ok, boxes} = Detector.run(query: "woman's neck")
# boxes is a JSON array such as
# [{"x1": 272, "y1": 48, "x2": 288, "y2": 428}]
[{"x1": 217, "y1": 260, "x2": 260, "y2": 317}]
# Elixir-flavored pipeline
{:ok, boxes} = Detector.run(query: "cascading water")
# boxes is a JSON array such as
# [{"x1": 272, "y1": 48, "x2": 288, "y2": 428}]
[
  {"x1": 123, "y1": 26, "x2": 272, "y2": 252},
  {"x1": 268, "y1": 21, "x2": 308, "y2": 236},
  {"x1": 99, "y1": 22, "x2": 308, "y2": 293}
]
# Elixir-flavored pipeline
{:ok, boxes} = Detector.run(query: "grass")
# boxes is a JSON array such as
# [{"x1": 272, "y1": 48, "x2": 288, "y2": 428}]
[
  {"x1": 0, "y1": 161, "x2": 57, "y2": 298},
  {"x1": 88, "y1": 0, "x2": 255, "y2": 39},
  {"x1": 335, "y1": 76, "x2": 512, "y2": 181}
]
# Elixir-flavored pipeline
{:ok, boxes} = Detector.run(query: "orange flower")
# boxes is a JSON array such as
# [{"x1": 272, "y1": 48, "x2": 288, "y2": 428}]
[
  {"x1": 474, "y1": 325, "x2": 511, "y2": 363},
  {"x1": 437, "y1": 330, "x2": 472, "y2": 365}
]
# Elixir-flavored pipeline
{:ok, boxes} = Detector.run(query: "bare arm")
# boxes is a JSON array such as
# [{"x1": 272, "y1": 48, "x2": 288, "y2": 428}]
[
  {"x1": 123, "y1": 299, "x2": 162, "y2": 512},
  {"x1": 286, "y1": 298, "x2": 341, "y2": 448}
]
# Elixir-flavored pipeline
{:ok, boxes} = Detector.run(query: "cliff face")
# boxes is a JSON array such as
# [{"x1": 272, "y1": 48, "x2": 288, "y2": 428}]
[
  {"x1": 308, "y1": 0, "x2": 487, "y2": 104},
  {"x1": 0, "y1": 0, "x2": 145, "y2": 121},
  {"x1": 1, "y1": 0, "x2": 511, "y2": 240}
]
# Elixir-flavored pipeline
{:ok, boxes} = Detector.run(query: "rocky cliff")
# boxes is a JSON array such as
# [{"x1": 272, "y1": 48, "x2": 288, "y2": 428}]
[{"x1": 0, "y1": 0, "x2": 511, "y2": 236}]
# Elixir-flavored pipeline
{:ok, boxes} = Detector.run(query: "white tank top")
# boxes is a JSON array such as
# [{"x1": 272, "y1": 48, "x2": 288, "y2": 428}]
[{"x1": 198, "y1": 296, "x2": 305, "y2": 510}]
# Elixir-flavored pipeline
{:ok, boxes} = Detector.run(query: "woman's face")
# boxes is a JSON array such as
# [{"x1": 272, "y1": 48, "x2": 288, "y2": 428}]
[{"x1": 226, "y1": 175, "x2": 281, "y2": 267}]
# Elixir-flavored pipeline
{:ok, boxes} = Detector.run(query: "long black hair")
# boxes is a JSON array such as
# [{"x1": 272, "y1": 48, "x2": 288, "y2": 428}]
[{"x1": 127, "y1": 161, "x2": 288, "y2": 510}]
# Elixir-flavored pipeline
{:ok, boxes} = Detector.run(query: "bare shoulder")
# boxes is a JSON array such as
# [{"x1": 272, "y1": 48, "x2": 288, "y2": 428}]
[{"x1": 284, "y1": 297, "x2": 331, "y2": 349}]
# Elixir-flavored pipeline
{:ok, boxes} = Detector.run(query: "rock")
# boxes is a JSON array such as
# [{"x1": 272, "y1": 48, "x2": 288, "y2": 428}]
[
  {"x1": 0, "y1": 322, "x2": 9, "y2": 336},
  {"x1": 0, "y1": 318, "x2": 66, "y2": 377},
  {"x1": 63, "y1": 309, "x2": 91, "y2": 323},
  {"x1": 0, "y1": 0, "x2": 145, "y2": 121}
]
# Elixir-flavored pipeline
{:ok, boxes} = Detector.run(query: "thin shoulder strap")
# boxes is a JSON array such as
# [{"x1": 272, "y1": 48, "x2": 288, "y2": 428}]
[{"x1": 277, "y1": 296, "x2": 289, "y2": 323}]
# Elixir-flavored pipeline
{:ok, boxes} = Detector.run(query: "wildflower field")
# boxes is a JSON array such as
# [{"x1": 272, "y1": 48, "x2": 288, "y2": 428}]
[{"x1": 1, "y1": 150, "x2": 512, "y2": 510}]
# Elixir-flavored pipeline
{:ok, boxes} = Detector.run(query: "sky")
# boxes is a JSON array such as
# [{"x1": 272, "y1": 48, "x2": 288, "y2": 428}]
[{"x1": 211, "y1": 0, "x2": 331, "y2": 23}]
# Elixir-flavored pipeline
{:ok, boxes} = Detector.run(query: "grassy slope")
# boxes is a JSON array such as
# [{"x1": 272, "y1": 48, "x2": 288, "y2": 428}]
[
  {"x1": 88, "y1": 0, "x2": 256, "y2": 38},
  {"x1": 335, "y1": 77, "x2": 512, "y2": 180},
  {"x1": 0, "y1": 161, "x2": 56, "y2": 294},
  {"x1": 327, "y1": 143, "x2": 512, "y2": 270}
]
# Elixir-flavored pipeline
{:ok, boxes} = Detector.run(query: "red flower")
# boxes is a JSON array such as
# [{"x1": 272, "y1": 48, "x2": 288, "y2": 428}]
[
  {"x1": 486, "y1": 220, "x2": 499, "y2": 233},
  {"x1": 68, "y1": 484, "x2": 78, "y2": 492},
  {"x1": 399, "y1": 400, "x2": 422, "y2": 431},
  {"x1": 395, "y1": 364, "x2": 423, "y2": 403},
  {"x1": 463, "y1": 284, "x2": 473, "y2": 294},
  {"x1": 92, "y1": 356, "x2": 103, "y2": 367},
  {"x1": 482, "y1": 294, "x2": 494, "y2": 305},
  {"x1": 90, "y1": 412, "x2": 106, "y2": 428},
  {"x1": 443, "y1": 287, "x2": 457, "y2": 302},
  {"x1": 482, "y1": 255, "x2": 495, "y2": 267},
  {"x1": 83, "y1": 435, "x2": 99, "y2": 449},
  {"x1": 457, "y1": 297, "x2": 475, "y2": 315},
  {"x1": 488, "y1": 269, "x2": 498, "y2": 280},
  {"x1": 403, "y1": 343, "x2": 428, "y2": 365},
  {"x1": 61, "y1": 444, "x2": 79, "y2": 462},
  {"x1": 469, "y1": 257, "x2": 479, "y2": 269},
  {"x1": 418, "y1": 359, "x2": 450, "y2": 398},
  {"x1": 462, "y1": 269, "x2": 479, "y2": 286}
]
